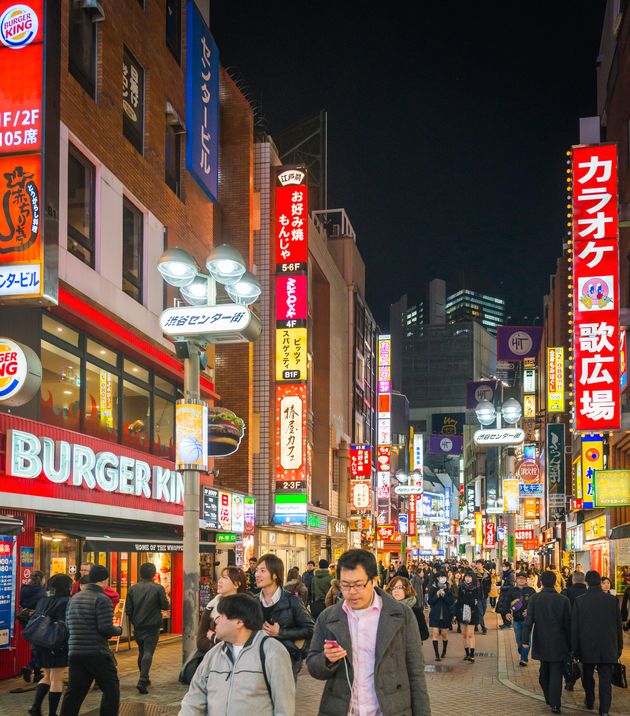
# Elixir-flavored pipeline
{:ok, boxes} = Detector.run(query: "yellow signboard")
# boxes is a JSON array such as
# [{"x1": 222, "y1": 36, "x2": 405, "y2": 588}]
[
  {"x1": 593, "y1": 469, "x2": 630, "y2": 508},
  {"x1": 475, "y1": 512, "x2": 483, "y2": 545},
  {"x1": 503, "y1": 478, "x2": 520, "y2": 512},
  {"x1": 584, "y1": 515, "x2": 606, "y2": 541},
  {"x1": 276, "y1": 327, "x2": 308, "y2": 382},
  {"x1": 523, "y1": 394, "x2": 536, "y2": 418},
  {"x1": 547, "y1": 347, "x2": 565, "y2": 412}
]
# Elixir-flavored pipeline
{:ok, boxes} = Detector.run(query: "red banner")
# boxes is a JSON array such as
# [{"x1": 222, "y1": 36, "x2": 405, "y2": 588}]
[
  {"x1": 515, "y1": 528, "x2": 534, "y2": 541},
  {"x1": 349, "y1": 444, "x2": 371, "y2": 478},
  {"x1": 485, "y1": 521, "x2": 496, "y2": 548},
  {"x1": 275, "y1": 184, "x2": 308, "y2": 265},
  {"x1": 572, "y1": 144, "x2": 620, "y2": 430},
  {"x1": 275, "y1": 273, "x2": 307, "y2": 322}
]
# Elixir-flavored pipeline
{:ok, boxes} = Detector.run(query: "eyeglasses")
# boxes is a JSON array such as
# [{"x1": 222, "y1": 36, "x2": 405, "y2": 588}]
[
  {"x1": 391, "y1": 585, "x2": 405, "y2": 592},
  {"x1": 339, "y1": 580, "x2": 370, "y2": 592}
]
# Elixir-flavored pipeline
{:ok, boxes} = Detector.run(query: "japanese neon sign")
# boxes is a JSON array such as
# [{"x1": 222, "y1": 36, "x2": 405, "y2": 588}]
[
  {"x1": 547, "y1": 347, "x2": 565, "y2": 412},
  {"x1": 275, "y1": 383, "x2": 307, "y2": 492},
  {"x1": 581, "y1": 434, "x2": 603, "y2": 510},
  {"x1": 349, "y1": 444, "x2": 371, "y2": 478},
  {"x1": 572, "y1": 144, "x2": 620, "y2": 430},
  {"x1": 275, "y1": 180, "x2": 308, "y2": 266}
]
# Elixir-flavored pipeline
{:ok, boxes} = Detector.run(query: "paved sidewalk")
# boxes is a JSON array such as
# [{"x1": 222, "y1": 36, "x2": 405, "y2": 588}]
[
  {"x1": 498, "y1": 610, "x2": 630, "y2": 715},
  {"x1": 2, "y1": 612, "x2": 627, "y2": 714}
]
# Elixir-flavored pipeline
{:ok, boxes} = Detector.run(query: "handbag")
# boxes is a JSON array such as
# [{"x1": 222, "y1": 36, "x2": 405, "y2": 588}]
[
  {"x1": 22, "y1": 613, "x2": 68, "y2": 651},
  {"x1": 462, "y1": 604, "x2": 472, "y2": 624},
  {"x1": 612, "y1": 662, "x2": 628, "y2": 689},
  {"x1": 179, "y1": 649, "x2": 205, "y2": 685}
]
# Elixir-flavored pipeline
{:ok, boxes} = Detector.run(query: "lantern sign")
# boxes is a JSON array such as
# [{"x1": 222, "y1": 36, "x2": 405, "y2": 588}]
[{"x1": 571, "y1": 144, "x2": 620, "y2": 431}]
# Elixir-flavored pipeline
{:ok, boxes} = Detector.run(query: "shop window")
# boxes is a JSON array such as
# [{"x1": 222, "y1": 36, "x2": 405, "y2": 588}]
[
  {"x1": 42, "y1": 315, "x2": 80, "y2": 347},
  {"x1": 122, "y1": 198, "x2": 144, "y2": 303},
  {"x1": 124, "y1": 358, "x2": 149, "y2": 383},
  {"x1": 37, "y1": 533, "x2": 80, "y2": 579},
  {"x1": 87, "y1": 338, "x2": 117, "y2": 367},
  {"x1": 165, "y1": 122, "x2": 182, "y2": 196},
  {"x1": 153, "y1": 393, "x2": 175, "y2": 459},
  {"x1": 67, "y1": 144, "x2": 96, "y2": 267},
  {"x1": 84, "y1": 362, "x2": 119, "y2": 440},
  {"x1": 166, "y1": 0, "x2": 181, "y2": 61},
  {"x1": 155, "y1": 374, "x2": 177, "y2": 396},
  {"x1": 68, "y1": 1, "x2": 97, "y2": 97},
  {"x1": 40, "y1": 341, "x2": 81, "y2": 431},
  {"x1": 122, "y1": 379, "x2": 150, "y2": 451}
]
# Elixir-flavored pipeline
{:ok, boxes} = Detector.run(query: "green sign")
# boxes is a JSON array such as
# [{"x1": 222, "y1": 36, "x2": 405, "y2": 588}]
[
  {"x1": 308, "y1": 514, "x2": 322, "y2": 528},
  {"x1": 217, "y1": 533, "x2": 237, "y2": 543},
  {"x1": 507, "y1": 534, "x2": 515, "y2": 560}
]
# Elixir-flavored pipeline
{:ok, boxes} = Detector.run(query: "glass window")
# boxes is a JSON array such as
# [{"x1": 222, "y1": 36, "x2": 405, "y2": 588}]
[
  {"x1": 122, "y1": 380, "x2": 150, "y2": 451},
  {"x1": 153, "y1": 394, "x2": 175, "y2": 459},
  {"x1": 87, "y1": 339, "x2": 117, "y2": 367},
  {"x1": 67, "y1": 144, "x2": 95, "y2": 267},
  {"x1": 40, "y1": 341, "x2": 81, "y2": 431},
  {"x1": 124, "y1": 358, "x2": 149, "y2": 383},
  {"x1": 122, "y1": 198, "x2": 143, "y2": 303},
  {"x1": 166, "y1": 0, "x2": 181, "y2": 60},
  {"x1": 155, "y1": 374, "x2": 176, "y2": 396},
  {"x1": 165, "y1": 122, "x2": 181, "y2": 196},
  {"x1": 68, "y1": 3, "x2": 96, "y2": 96},
  {"x1": 84, "y1": 362, "x2": 119, "y2": 440},
  {"x1": 42, "y1": 315, "x2": 80, "y2": 347}
]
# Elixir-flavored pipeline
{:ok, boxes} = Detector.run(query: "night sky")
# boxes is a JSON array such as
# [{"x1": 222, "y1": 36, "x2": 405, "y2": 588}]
[{"x1": 210, "y1": 2, "x2": 606, "y2": 327}]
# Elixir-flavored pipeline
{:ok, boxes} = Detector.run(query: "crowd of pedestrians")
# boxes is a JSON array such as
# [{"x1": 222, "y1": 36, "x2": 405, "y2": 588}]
[{"x1": 16, "y1": 551, "x2": 630, "y2": 715}]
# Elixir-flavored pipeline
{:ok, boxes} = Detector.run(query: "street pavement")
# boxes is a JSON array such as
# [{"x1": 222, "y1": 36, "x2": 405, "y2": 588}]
[{"x1": 0, "y1": 611, "x2": 629, "y2": 715}]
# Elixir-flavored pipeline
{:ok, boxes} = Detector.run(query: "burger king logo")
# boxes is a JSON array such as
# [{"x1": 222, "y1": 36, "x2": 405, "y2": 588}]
[
  {"x1": 0, "y1": 4, "x2": 38, "y2": 49},
  {"x1": 0, "y1": 338, "x2": 27, "y2": 400}
]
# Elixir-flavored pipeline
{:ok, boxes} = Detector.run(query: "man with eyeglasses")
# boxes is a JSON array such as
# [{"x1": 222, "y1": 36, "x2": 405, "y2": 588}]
[{"x1": 307, "y1": 549, "x2": 431, "y2": 716}]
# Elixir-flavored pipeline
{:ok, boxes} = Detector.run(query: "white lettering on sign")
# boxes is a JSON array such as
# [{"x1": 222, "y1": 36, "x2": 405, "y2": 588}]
[{"x1": 6, "y1": 429, "x2": 184, "y2": 505}]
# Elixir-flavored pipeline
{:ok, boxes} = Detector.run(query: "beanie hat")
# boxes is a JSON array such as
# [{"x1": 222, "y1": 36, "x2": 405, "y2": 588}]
[{"x1": 88, "y1": 565, "x2": 109, "y2": 583}]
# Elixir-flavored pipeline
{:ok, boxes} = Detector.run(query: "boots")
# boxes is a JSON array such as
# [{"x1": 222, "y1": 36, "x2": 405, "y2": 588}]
[
  {"x1": 432, "y1": 639, "x2": 441, "y2": 661},
  {"x1": 48, "y1": 692, "x2": 62, "y2": 716},
  {"x1": 28, "y1": 683, "x2": 49, "y2": 716},
  {"x1": 441, "y1": 640, "x2": 448, "y2": 658},
  {"x1": 469, "y1": 647, "x2": 475, "y2": 663},
  {"x1": 464, "y1": 647, "x2": 471, "y2": 661}
]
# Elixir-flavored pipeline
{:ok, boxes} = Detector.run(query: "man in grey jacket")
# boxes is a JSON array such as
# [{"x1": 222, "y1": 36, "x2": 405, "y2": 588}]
[
  {"x1": 126, "y1": 562, "x2": 170, "y2": 694},
  {"x1": 60, "y1": 565, "x2": 122, "y2": 716},
  {"x1": 178, "y1": 594, "x2": 295, "y2": 716},
  {"x1": 307, "y1": 549, "x2": 431, "y2": 716}
]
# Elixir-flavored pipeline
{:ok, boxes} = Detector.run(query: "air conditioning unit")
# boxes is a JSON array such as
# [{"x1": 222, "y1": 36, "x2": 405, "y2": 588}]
[{"x1": 80, "y1": 0, "x2": 105, "y2": 22}]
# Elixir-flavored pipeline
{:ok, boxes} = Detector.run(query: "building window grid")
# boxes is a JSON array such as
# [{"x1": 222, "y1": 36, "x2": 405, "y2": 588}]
[
  {"x1": 40, "y1": 316, "x2": 176, "y2": 458},
  {"x1": 68, "y1": 3, "x2": 97, "y2": 97},
  {"x1": 122, "y1": 197, "x2": 144, "y2": 303},
  {"x1": 67, "y1": 144, "x2": 96, "y2": 268}
]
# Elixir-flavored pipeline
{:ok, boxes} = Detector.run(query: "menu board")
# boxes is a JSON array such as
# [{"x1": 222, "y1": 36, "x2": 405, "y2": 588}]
[
  {"x1": 202, "y1": 487, "x2": 220, "y2": 529},
  {"x1": 0, "y1": 536, "x2": 16, "y2": 649}
]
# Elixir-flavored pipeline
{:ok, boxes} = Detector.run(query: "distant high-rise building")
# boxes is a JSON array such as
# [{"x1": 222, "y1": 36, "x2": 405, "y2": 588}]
[{"x1": 445, "y1": 289, "x2": 505, "y2": 335}]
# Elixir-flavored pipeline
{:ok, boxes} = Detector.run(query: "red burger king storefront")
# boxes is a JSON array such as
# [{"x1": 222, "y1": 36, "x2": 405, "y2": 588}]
[{"x1": 0, "y1": 411, "x2": 221, "y2": 678}]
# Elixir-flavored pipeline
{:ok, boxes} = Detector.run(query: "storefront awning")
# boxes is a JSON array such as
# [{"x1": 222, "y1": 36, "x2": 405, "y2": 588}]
[
  {"x1": 610, "y1": 524, "x2": 630, "y2": 540},
  {"x1": 0, "y1": 515, "x2": 23, "y2": 536},
  {"x1": 83, "y1": 536, "x2": 216, "y2": 553}
]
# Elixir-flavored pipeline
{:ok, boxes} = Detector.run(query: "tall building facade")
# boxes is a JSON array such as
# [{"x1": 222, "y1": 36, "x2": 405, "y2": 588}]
[
  {"x1": 445, "y1": 289, "x2": 506, "y2": 335},
  {"x1": 0, "y1": 0, "x2": 258, "y2": 677}
]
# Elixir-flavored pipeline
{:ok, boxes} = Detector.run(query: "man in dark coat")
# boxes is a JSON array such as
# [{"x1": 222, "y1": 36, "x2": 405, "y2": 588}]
[
  {"x1": 497, "y1": 561, "x2": 515, "y2": 628},
  {"x1": 521, "y1": 570, "x2": 571, "y2": 714},
  {"x1": 561, "y1": 570, "x2": 587, "y2": 606},
  {"x1": 571, "y1": 570, "x2": 623, "y2": 716}
]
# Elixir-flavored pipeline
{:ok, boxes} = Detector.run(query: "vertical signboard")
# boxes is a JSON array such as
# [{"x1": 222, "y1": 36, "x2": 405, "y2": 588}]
[
  {"x1": 274, "y1": 169, "x2": 309, "y2": 522},
  {"x1": 0, "y1": 535, "x2": 15, "y2": 648},
  {"x1": 349, "y1": 444, "x2": 371, "y2": 478},
  {"x1": 122, "y1": 47, "x2": 144, "y2": 153},
  {"x1": 546, "y1": 423, "x2": 565, "y2": 518},
  {"x1": 547, "y1": 347, "x2": 565, "y2": 412},
  {"x1": 571, "y1": 144, "x2": 620, "y2": 430},
  {"x1": 377, "y1": 335, "x2": 391, "y2": 524},
  {"x1": 503, "y1": 478, "x2": 520, "y2": 513},
  {"x1": 185, "y1": 0, "x2": 219, "y2": 202},
  {"x1": 0, "y1": 0, "x2": 52, "y2": 303},
  {"x1": 581, "y1": 434, "x2": 604, "y2": 509}
]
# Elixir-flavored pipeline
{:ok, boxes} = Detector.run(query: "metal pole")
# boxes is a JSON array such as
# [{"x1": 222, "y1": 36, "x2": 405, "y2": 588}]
[{"x1": 182, "y1": 344, "x2": 201, "y2": 663}]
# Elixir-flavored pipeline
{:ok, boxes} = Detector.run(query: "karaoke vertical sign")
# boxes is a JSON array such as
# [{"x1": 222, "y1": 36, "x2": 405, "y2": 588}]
[
  {"x1": 376, "y1": 335, "x2": 392, "y2": 525},
  {"x1": 571, "y1": 144, "x2": 620, "y2": 431}
]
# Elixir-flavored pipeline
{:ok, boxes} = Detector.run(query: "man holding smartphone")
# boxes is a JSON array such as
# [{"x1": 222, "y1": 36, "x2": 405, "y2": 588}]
[{"x1": 307, "y1": 549, "x2": 431, "y2": 716}]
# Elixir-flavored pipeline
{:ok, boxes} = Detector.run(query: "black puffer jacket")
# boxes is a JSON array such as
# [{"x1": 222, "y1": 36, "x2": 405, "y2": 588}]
[
  {"x1": 32, "y1": 595, "x2": 71, "y2": 668},
  {"x1": 19, "y1": 583, "x2": 45, "y2": 609},
  {"x1": 260, "y1": 589, "x2": 314, "y2": 663},
  {"x1": 66, "y1": 583, "x2": 121, "y2": 656}
]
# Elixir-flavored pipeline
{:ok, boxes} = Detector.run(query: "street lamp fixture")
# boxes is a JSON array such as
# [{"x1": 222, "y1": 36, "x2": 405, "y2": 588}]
[
  {"x1": 226, "y1": 271, "x2": 261, "y2": 306},
  {"x1": 501, "y1": 397, "x2": 522, "y2": 425},
  {"x1": 206, "y1": 243, "x2": 247, "y2": 285},
  {"x1": 157, "y1": 247, "x2": 199, "y2": 287},
  {"x1": 180, "y1": 275, "x2": 211, "y2": 306},
  {"x1": 475, "y1": 400, "x2": 496, "y2": 426}
]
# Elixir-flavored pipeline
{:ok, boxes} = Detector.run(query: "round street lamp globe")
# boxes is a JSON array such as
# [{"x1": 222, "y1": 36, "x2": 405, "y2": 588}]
[
  {"x1": 475, "y1": 400, "x2": 496, "y2": 426},
  {"x1": 501, "y1": 398, "x2": 523, "y2": 425},
  {"x1": 180, "y1": 274, "x2": 210, "y2": 306},
  {"x1": 206, "y1": 244, "x2": 247, "y2": 285},
  {"x1": 226, "y1": 271, "x2": 262, "y2": 306},
  {"x1": 157, "y1": 248, "x2": 199, "y2": 287}
]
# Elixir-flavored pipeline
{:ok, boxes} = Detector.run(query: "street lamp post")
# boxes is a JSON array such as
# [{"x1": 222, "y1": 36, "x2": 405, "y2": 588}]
[{"x1": 157, "y1": 244, "x2": 261, "y2": 663}]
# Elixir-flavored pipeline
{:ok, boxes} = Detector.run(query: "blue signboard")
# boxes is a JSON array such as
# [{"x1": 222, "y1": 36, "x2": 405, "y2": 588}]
[
  {"x1": 185, "y1": 1, "x2": 219, "y2": 202},
  {"x1": 0, "y1": 536, "x2": 16, "y2": 649},
  {"x1": 519, "y1": 483, "x2": 544, "y2": 498}
]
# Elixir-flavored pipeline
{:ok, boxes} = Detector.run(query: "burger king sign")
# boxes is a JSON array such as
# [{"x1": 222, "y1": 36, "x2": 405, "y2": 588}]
[
  {"x1": 0, "y1": 4, "x2": 38, "y2": 49},
  {"x1": 0, "y1": 337, "x2": 41, "y2": 405}
]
